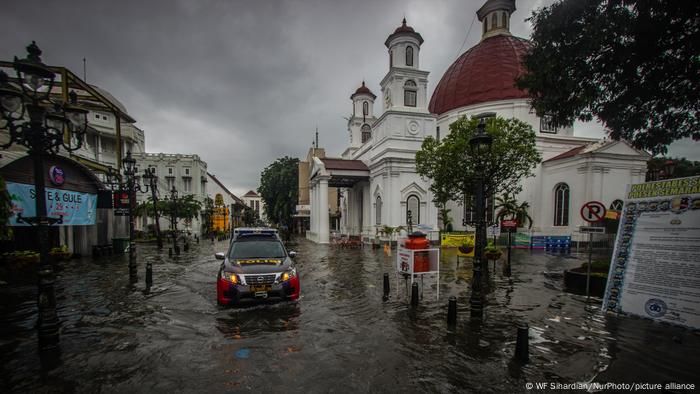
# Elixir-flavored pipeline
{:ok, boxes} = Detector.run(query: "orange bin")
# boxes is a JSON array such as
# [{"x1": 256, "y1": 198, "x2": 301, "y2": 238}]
[{"x1": 405, "y1": 232, "x2": 430, "y2": 272}]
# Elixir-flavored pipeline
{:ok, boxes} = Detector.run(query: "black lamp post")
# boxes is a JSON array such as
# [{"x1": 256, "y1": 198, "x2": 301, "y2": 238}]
[
  {"x1": 141, "y1": 167, "x2": 162, "y2": 249},
  {"x1": 663, "y1": 159, "x2": 676, "y2": 179},
  {"x1": 468, "y1": 112, "x2": 494, "y2": 319},
  {"x1": 169, "y1": 186, "x2": 180, "y2": 255},
  {"x1": 0, "y1": 42, "x2": 88, "y2": 349},
  {"x1": 106, "y1": 152, "x2": 154, "y2": 283}
]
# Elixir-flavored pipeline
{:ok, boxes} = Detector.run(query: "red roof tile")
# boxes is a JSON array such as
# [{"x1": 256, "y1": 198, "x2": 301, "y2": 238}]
[
  {"x1": 543, "y1": 145, "x2": 587, "y2": 162},
  {"x1": 320, "y1": 158, "x2": 369, "y2": 171},
  {"x1": 385, "y1": 18, "x2": 424, "y2": 47},
  {"x1": 429, "y1": 35, "x2": 531, "y2": 115},
  {"x1": 351, "y1": 81, "x2": 376, "y2": 100}
]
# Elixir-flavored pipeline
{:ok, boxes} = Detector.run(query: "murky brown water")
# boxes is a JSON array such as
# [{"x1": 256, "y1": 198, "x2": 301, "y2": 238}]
[{"x1": 1, "y1": 238, "x2": 698, "y2": 392}]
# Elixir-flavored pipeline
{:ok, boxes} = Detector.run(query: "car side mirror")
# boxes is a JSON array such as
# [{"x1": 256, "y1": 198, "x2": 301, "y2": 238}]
[
  {"x1": 215, "y1": 252, "x2": 225, "y2": 260},
  {"x1": 288, "y1": 251, "x2": 297, "y2": 258}
]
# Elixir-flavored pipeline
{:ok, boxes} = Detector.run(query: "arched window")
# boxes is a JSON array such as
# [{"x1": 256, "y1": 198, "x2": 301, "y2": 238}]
[
  {"x1": 375, "y1": 196, "x2": 382, "y2": 225},
  {"x1": 610, "y1": 199, "x2": 624, "y2": 211},
  {"x1": 363, "y1": 101, "x2": 369, "y2": 116},
  {"x1": 404, "y1": 80, "x2": 417, "y2": 107},
  {"x1": 491, "y1": 12, "x2": 498, "y2": 29},
  {"x1": 361, "y1": 124, "x2": 372, "y2": 143},
  {"x1": 389, "y1": 50, "x2": 393, "y2": 68},
  {"x1": 406, "y1": 194, "x2": 420, "y2": 225},
  {"x1": 406, "y1": 46, "x2": 414, "y2": 66},
  {"x1": 553, "y1": 183, "x2": 570, "y2": 226},
  {"x1": 483, "y1": 21, "x2": 487, "y2": 35},
  {"x1": 502, "y1": 12, "x2": 507, "y2": 28}
]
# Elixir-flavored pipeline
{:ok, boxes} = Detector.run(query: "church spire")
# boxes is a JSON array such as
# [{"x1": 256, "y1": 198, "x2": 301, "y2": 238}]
[{"x1": 476, "y1": 0, "x2": 516, "y2": 39}]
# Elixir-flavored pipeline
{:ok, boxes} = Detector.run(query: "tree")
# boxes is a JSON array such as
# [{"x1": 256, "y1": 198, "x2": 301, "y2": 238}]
[
  {"x1": 517, "y1": 0, "x2": 700, "y2": 155},
  {"x1": 647, "y1": 157, "x2": 700, "y2": 180},
  {"x1": 242, "y1": 207, "x2": 258, "y2": 227},
  {"x1": 258, "y1": 156, "x2": 299, "y2": 227},
  {"x1": 415, "y1": 136, "x2": 454, "y2": 230},
  {"x1": 201, "y1": 196, "x2": 215, "y2": 234},
  {"x1": 416, "y1": 116, "x2": 541, "y2": 204},
  {"x1": 135, "y1": 195, "x2": 203, "y2": 232},
  {"x1": 495, "y1": 194, "x2": 533, "y2": 229}
]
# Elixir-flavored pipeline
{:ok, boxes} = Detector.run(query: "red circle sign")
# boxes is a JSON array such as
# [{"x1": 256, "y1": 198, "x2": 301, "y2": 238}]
[{"x1": 580, "y1": 201, "x2": 606, "y2": 223}]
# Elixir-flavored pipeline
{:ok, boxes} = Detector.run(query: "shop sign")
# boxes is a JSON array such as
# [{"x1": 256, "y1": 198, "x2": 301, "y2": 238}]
[{"x1": 6, "y1": 181, "x2": 96, "y2": 226}]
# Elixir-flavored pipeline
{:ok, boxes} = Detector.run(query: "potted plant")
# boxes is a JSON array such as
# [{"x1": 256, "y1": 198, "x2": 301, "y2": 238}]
[
  {"x1": 484, "y1": 241, "x2": 503, "y2": 260},
  {"x1": 49, "y1": 245, "x2": 72, "y2": 262},
  {"x1": 458, "y1": 237, "x2": 475, "y2": 254}
]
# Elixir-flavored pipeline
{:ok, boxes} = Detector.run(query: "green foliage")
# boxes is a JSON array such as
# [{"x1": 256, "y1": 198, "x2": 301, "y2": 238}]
[
  {"x1": 495, "y1": 194, "x2": 533, "y2": 229},
  {"x1": 647, "y1": 157, "x2": 700, "y2": 179},
  {"x1": 517, "y1": 0, "x2": 700, "y2": 155},
  {"x1": 258, "y1": 156, "x2": 299, "y2": 227},
  {"x1": 438, "y1": 207, "x2": 452, "y2": 232},
  {"x1": 50, "y1": 245, "x2": 68, "y2": 254},
  {"x1": 484, "y1": 241, "x2": 501, "y2": 253},
  {"x1": 582, "y1": 259, "x2": 610, "y2": 273},
  {"x1": 0, "y1": 176, "x2": 13, "y2": 241},
  {"x1": 242, "y1": 207, "x2": 258, "y2": 226},
  {"x1": 135, "y1": 194, "x2": 202, "y2": 231},
  {"x1": 416, "y1": 116, "x2": 541, "y2": 202}
]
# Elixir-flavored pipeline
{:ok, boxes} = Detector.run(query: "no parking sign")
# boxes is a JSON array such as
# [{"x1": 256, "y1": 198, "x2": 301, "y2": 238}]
[{"x1": 580, "y1": 201, "x2": 606, "y2": 223}]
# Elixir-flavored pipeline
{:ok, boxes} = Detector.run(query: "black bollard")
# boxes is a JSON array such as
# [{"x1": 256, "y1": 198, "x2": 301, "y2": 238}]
[
  {"x1": 383, "y1": 273, "x2": 390, "y2": 299},
  {"x1": 515, "y1": 323, "x2": 529, "y2": 363},
  {"x1": 196, "y1": 236, "x2": 199, "y2": 244},
  {"x1": 447, "y1": 296, "x2": 457, "y2": 326},
  {"x1": 174, "y1": 245, "x2": 180, "y2": 255},
  {"x1": 411, "y1": 282, "x2": 419, "y2": 307},
  {"x1": 168, "y1": 248, "x2": 172, "y2": 257},
  {"x1": 184, "y1": 243, "x2": 190, "y2": 252},
  {"x1": 146, "y1": 261, "x2": 153, "y2": 287}
]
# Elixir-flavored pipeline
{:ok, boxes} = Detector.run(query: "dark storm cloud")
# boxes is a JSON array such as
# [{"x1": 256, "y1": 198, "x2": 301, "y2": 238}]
[{"x1": 7, "y1": 1, "x2": 687, "y2": 195}]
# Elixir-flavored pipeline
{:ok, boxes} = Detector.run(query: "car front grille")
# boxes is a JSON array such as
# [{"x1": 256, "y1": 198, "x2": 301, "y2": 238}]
[{"x1": 244, "y1": 274, "x2": 277, "y2": 285}]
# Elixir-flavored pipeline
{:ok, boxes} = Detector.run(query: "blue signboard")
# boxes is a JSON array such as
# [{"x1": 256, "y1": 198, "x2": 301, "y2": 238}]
[{"x1": 6, "y1": 182, "x2": 97, "y2": 226}]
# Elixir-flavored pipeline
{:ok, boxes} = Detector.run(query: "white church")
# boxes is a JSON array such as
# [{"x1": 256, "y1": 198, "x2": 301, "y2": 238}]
[{"x1": 306, "y1": 0, "x2": 649, "y2": 244}]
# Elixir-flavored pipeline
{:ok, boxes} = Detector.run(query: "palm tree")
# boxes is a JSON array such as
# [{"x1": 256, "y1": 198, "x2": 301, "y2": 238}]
[{"x1": 495, "y1": 194, "x2": 533, "y2": 229}]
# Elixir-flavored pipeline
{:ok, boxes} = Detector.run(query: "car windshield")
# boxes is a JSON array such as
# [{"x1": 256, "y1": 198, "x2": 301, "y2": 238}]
[{"x1": 229, "y1": 240, "x2": 286, "y2": 259}]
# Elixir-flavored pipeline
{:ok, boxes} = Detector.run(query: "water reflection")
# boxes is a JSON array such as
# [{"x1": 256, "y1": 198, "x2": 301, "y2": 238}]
[{"x1": 1, "y1": 239, "x2": 698, "y2": 392}]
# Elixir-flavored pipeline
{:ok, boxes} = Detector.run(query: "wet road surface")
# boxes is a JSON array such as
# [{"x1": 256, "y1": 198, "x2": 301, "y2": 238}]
[{"x1": 1, "y1": 238, "x2": 699, "y2": 392}]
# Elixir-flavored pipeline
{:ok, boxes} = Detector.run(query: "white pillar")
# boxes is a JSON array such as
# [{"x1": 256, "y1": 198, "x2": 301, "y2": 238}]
[
  {"x1": 319, "y1": 177, "x2": 330, "y2": 243},
  {"x1": 310, "y1": 184, "x2": 316, "y2": 235}
]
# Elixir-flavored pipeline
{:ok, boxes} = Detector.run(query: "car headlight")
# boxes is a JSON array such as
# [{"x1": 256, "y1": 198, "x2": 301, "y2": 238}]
[
  {"x1": 221, "y1": 271, "x2": 239, "y2": 284},
  {"x1": 281, "y1": 267, "x2": 297, "y2": 282}
]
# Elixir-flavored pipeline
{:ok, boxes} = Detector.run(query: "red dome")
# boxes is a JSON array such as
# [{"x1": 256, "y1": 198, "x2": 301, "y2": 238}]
[
  {"x1": 385, "y1": 18, "x2": 424, "y2": 47},
  {"x1": 429, "y1": 35, "x2": 532, "y2": 115},
  {"x1": 351, "y1": 81, "x2": 376, "y2": 100}
]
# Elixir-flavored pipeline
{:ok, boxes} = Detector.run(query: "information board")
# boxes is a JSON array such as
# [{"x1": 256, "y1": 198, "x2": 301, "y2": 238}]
[{"x1": 602, "y1": 176, "x2": 700, "y2": 329}]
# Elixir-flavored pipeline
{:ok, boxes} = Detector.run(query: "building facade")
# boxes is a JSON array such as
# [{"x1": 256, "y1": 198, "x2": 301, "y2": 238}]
[
  {"x1": 305, "y1": 0, "x2": 649, "y2": 244},
  {"x1": 242, "y1": 190, "x2": 267, "y2": 224},
  {"x1": 134, "y1": 153, "x2": 208, "y2": 236}
]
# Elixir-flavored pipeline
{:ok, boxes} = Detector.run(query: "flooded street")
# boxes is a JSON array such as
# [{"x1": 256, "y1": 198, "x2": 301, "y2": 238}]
[{"x1": 1, "y1": 238, "x2": 699, "y2": 393}]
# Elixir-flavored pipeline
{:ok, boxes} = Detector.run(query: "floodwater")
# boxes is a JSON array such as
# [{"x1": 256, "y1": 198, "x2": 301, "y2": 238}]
[{"x1": 1, "y1": 238, "x2": 699, "y2": 393}]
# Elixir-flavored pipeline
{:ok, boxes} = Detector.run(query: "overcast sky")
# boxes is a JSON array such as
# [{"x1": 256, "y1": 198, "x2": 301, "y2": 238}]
[{"x1": 2, "y1": 0, "x2": 697, "y2": 196}]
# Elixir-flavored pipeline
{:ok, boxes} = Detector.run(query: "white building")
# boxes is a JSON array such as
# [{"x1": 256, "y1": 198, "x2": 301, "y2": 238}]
[
  {"x1": 242, "y1": 190, "x2": 266, "y2": 223},
  {"x1": 306, "y1": 0, "x2": 649, "y2": 244},
  {"x1": 134, "y1": 153, "x2": 208, "y2": 235}
]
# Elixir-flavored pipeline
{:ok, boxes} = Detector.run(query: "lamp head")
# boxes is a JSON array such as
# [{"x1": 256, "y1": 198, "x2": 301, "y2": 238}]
[{"x1": 14, "y1": 41, "x2": 56, "y2": 101}]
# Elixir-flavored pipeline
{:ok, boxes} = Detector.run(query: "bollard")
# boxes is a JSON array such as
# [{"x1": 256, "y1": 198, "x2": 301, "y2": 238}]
[
  {"x1": 447, "y1": 296, "x2": 457, "y2": 326},
  {"x1": 196, "y1": 236, "x2": 199, "y2": 244},
  {"x1": 515, "y1": 323, "x2": 529, "y2": 363},
  {"x1": 184, "y1": 243, "x2": 190, "y2": 252},
  {"x1": 383, "y1": 273, "x2": 390, "y2": 299},
  {"x1": 411, "y1": 282, "x2": 419, "y2": 307},
  {"x1": 168, "y1": 248, "x2": 172, "y2": 257},
  {"x1": 174, "y1": 245, "x2": 180, "y2": 255},
  {"x1": 146, "y1": 261, "x2": 153, "y2": 287}
]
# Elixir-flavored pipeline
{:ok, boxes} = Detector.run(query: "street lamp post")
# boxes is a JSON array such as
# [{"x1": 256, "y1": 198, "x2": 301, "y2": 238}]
[
  {"x1": 141, "y1": 167, "x2": 162, "y2": 249},
  {"x1": 169, "y1": 186, "x2": 180, "y2": 255},
  {"x1": 106, "y1": 152, "x2": 154, "y2": 283},
  {"x1": 468, "y1": 113, "x2": 494, "y2": 319},
  {"x1": 0, "y1": 42, "x2": 88, "y2": 349}
]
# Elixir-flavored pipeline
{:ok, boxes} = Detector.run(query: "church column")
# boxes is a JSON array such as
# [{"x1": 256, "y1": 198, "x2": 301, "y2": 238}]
[
  {"x1": 318, "y1": 177, "x2": 330, "y2": 243},
  {"x1": 310, "y1": 183, "x2": 316, "y2": 236}
]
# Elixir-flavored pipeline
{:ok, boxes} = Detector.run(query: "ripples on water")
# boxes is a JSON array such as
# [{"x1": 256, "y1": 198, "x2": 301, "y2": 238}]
[{"x1": 1, "y1": 239, "x2": 699, "y2": 392}]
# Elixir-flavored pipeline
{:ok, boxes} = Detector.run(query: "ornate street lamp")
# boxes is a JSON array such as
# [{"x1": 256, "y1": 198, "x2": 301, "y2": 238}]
[
  {"x1": 169, "y1": 186, "x2": 180, "y2": 255},
  {"x1": 0, "y1": 42, "x2": 88, "y2": 350},
  {"x1": 663, "y1": 159, "x2": 676, "y2": 179},
  {"x1": 468, "y1": 112, "x2": 494, "y2": 318},
  {"x1": 122, "y1": 151, "x2": 154, "y2": 282},
  {"x1": 140, "y1": 167, "x2": 162, "y2": 249}
]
